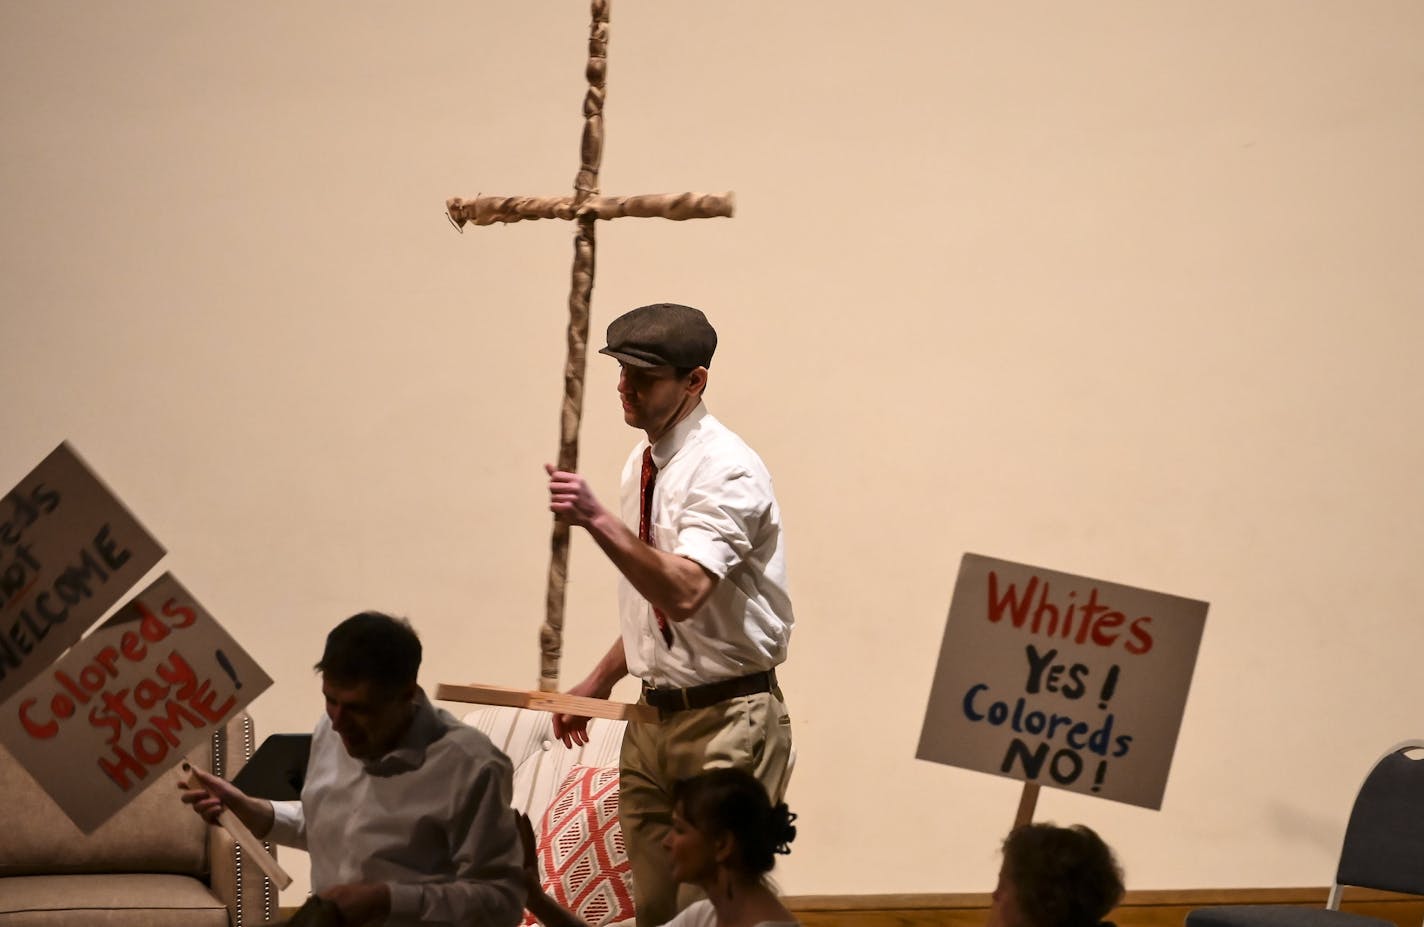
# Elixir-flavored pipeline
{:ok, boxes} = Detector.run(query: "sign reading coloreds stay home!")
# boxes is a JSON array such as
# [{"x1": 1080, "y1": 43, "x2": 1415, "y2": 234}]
[
  {"x1": 917, "y1": 553, "x2": 1208, "y2": 810},
  {"x1": 0, "y1": 443, "x2": 165, "y2": 707},
  {"x1": 0, "y1": 572, "x2": 271, "y2": 833}
]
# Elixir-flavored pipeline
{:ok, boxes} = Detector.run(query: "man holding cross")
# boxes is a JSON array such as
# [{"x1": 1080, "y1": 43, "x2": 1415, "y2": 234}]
[
  {"x1": 182, "y1": 612, "x2": 526, "y2": 927},
  {"x1": 546, "y1": 302, "x2": 795, "y2": 927}
]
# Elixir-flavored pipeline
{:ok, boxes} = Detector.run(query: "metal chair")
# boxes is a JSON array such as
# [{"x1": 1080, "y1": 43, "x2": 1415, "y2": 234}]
[{"x1": 1187, "y1": 740, "x2": 1424, "y2": 927}]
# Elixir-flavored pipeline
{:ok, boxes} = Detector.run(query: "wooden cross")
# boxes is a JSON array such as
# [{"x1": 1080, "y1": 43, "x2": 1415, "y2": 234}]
[{"x1": 441, "y1": 0, "x2": 733, "y2": 708}]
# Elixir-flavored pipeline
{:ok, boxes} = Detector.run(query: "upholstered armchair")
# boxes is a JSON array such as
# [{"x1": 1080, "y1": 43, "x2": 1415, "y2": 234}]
[{"x1": 0, "y1": 711, "x2": 278, "y2": 927}]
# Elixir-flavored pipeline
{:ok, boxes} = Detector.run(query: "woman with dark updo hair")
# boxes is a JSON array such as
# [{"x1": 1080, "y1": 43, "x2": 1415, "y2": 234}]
[{"x1": 522, "y1": 768, "x2": 799, "y2": 927}]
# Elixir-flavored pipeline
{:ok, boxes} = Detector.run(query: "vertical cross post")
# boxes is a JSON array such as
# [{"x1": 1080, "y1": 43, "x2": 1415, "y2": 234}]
[{"x1": 446, "y1": 0, "x2": 733, "y2": 692}]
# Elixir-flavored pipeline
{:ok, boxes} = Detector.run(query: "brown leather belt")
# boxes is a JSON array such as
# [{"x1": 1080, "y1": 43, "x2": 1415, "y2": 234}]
[{"x1": 642, "y1": 669, "x2": 778, "y2": 713}]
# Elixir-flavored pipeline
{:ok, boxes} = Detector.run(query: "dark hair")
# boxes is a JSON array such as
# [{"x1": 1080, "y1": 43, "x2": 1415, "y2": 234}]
[
  {"x1": 314, "y1": 611, "x2": 421, "y2": 691},
  {"x1": 672, "y1": 768, "x2": 796, "y2": 878},
  {"x1": 1001, "y1": 823, "x2": 1124, "y2": 927}
]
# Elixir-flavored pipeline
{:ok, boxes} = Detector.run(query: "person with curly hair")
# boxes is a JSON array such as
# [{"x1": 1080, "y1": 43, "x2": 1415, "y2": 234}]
[
  {"x1": 523, "y1": 768, "x2": 799, "y2": 927},
  {"x1": 988, "y1": 823, "x2": 1125, "y2": 927}
]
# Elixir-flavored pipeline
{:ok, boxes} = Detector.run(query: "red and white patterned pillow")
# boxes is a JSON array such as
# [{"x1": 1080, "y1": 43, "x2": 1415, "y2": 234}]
[{"x1": 525, "y1": 764, "x2": 634, "y2": 927}]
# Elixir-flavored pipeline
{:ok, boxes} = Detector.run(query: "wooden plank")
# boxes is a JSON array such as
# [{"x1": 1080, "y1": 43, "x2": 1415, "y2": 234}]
[
  {"x1": 434, "y1": 682, "x2": 659, "y2": 724},
  {"x1": 783, "y1": 888, "x2": 1424, "y2": 927},
  {"x1": 180, "y1": 764, "x2": 292, "y2": 890},
  {"x1": 279, "y1": 887, "x2": 1424, "y2": 927},
  {"x1": 217, "y1": 805, "x2": 293, "y2": 890},
  {"x1": 785, "y1": 893, "x2": 992, "y2": 911}
]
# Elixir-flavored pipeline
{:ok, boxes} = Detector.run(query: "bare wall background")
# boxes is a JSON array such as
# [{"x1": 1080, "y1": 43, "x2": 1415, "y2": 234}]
[{"x1": 3, "y1": 0, "x2": 1422, "y2": 905}]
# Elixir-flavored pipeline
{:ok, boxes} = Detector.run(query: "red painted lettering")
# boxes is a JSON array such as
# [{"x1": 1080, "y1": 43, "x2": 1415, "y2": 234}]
[
  {"x1": 1076, "y1": 589, "x2": 1108, "y2": 644},
  {"x1": 161, "y1": 598, "x2": 197, "y2": 629},
  {"x1": 1125, "y1": 616, "x2": 1154, "y2": 654},
  {"x1": 119, "y1": 629, "x2": 146, "y2": 662},
  {"x1": 94, "y1": 645, "x2": 121, "y2": 678},
  {"x1": 97, "y1": 743, "x2": 147, "y2": 791},
  {"x1": 132, "y1": 678, "x2": 169, "y2": 710},
  {"x1": 988, "y1": 572, "x2": 1153, "y2": 656},
  {"x1": 88, "y1": 688, "x2": 136, "y2": 744},
  {"x1": 151, "y1": 698, "x2": 204, "y2": 745},
  {"x1": 155, "y1": 651, "x2": 198, "y2": 700},
  {"x1": 187, "y1": 679, "x2": 237, "y2": 723},
  {"x1": 1032, "y1": 584, "x2": 1063, "y2": 636},
  {"x1": 132, "y1": 727, "x2": 169, "y2": 765},
  {"x1": 50, "y1": 693, "x2": 74, "y2": 719},
  {"x1": 1090, "y1": 610, "x2": 1125, "y2": 646},
  {"x1": 78, "y1": 664, "x2": 105, "y2": 692},
  {"x1": 54, "y1": 669, "x2": 90, "y2": 704},
  {"x1": 18, "y1": 697, "x2": 58, "y2": 738},
  {"x1": 987, "y1": 571, "x2": 1036, "y2": 626},
  {"x1": 138, "y1": 602, "x2": 170, "y2": 644}
]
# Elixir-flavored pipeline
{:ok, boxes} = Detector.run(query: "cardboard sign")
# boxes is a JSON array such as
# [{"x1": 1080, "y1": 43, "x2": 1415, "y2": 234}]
[
  {"x1": 0, "y1": 443, "x2": 165, "y2": 706},
  {"x1": 917, "y1": 553, "x2": 1207, "y2": 810},
  {"x1": 0, "y1": 572, "x2": 271, "y2": 832}
]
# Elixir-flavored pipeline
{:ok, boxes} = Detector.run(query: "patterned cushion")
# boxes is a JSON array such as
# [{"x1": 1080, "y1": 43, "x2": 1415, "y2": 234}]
[{"x1": 528, "y1": 764, "x2": 634, "y2": 927}]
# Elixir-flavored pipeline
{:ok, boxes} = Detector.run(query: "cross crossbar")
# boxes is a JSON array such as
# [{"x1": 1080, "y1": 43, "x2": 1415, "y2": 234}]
[{"x1": 446, "y1": 192, "x2": 733, "y2": 228}]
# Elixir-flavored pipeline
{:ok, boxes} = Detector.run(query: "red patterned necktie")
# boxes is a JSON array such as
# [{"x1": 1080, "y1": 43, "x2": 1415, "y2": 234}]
[{"x1": 638, "y1": 447, "x2": 675, "y2": 648}]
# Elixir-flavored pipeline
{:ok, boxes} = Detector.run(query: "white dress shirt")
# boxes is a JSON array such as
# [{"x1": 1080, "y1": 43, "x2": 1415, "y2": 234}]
[
  {"x1": 268, "y1": 689, "x2": 525, "y2": 926},
  {"x1": 618, "y1": 403, "x2": 794, "y2": 688}
]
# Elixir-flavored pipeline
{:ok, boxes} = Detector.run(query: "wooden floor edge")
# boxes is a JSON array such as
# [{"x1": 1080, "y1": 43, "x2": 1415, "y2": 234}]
[
  {"x1": 280, "y1": 887, "x2": 1422, "y2": 924},
  {"x1": 783, "y1": 887, "x2": 1421, "y2": 912}
]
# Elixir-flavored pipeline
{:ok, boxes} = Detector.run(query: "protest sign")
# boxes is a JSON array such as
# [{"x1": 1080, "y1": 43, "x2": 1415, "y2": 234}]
[
  {"x1": 0, "y1": 572, "x2": 271, "y2": 832},
  {"x1": 0, "y1": 443, "x2": 165, "y2": 706},
  {"x1": 917, "y1": 553, "x2": 1207, "y2": 810}
]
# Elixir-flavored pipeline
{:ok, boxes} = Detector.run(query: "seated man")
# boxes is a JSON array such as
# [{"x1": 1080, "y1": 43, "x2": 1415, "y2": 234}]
[
  {"x1": 987, "y1": 823, "x2": 1125, "y2": 927},
  {"x1": 182, "y1": 612, "x2": 525, "y2": 927}
]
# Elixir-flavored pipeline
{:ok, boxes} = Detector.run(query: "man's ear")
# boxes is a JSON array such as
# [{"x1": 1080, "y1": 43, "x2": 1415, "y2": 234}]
[{"x1": 686, "y1": 366, "x2": 709, "y2": 397}]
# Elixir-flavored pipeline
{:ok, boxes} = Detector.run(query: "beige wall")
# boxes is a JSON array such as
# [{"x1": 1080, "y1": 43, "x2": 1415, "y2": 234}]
[{"x1": 3, "y1": 0, "x2": 1422, "y2": 906}]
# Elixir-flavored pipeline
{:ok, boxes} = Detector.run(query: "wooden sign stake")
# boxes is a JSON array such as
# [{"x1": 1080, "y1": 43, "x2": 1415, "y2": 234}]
[
  {"x1": 181, "y1": 764, "x2": 293, "y2": 890},
  {"x1": 1013, "y1": 781, "x2": 1040, "y2": 831}
]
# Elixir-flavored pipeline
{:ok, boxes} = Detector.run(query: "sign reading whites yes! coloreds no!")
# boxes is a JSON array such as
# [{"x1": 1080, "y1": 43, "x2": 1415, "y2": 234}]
[
  {"x1": 0, "y1": 443, "x2": 165, "y2": 707},
  {"x1": 917, "y1": 554, "x2": 1208, "y2": 810},
  {"x1": 0, "y1": 572, "x2": 272, "y2": 832}
]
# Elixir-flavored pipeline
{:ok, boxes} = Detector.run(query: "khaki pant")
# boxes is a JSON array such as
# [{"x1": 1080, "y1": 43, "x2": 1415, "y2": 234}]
[{"x1": 619, "y1": 689, "x2": 794, "y2": 927}]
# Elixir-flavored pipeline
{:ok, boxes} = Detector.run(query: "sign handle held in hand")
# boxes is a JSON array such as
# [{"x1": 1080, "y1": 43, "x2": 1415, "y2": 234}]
[{"x1": 181, "y1": 763, "x2": 293, "y2": 890}]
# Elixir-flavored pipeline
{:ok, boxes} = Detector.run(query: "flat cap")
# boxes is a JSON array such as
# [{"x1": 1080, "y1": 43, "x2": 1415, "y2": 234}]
[{"x1": 598, "y1": 303, "x2": 717, "y2": 369}]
